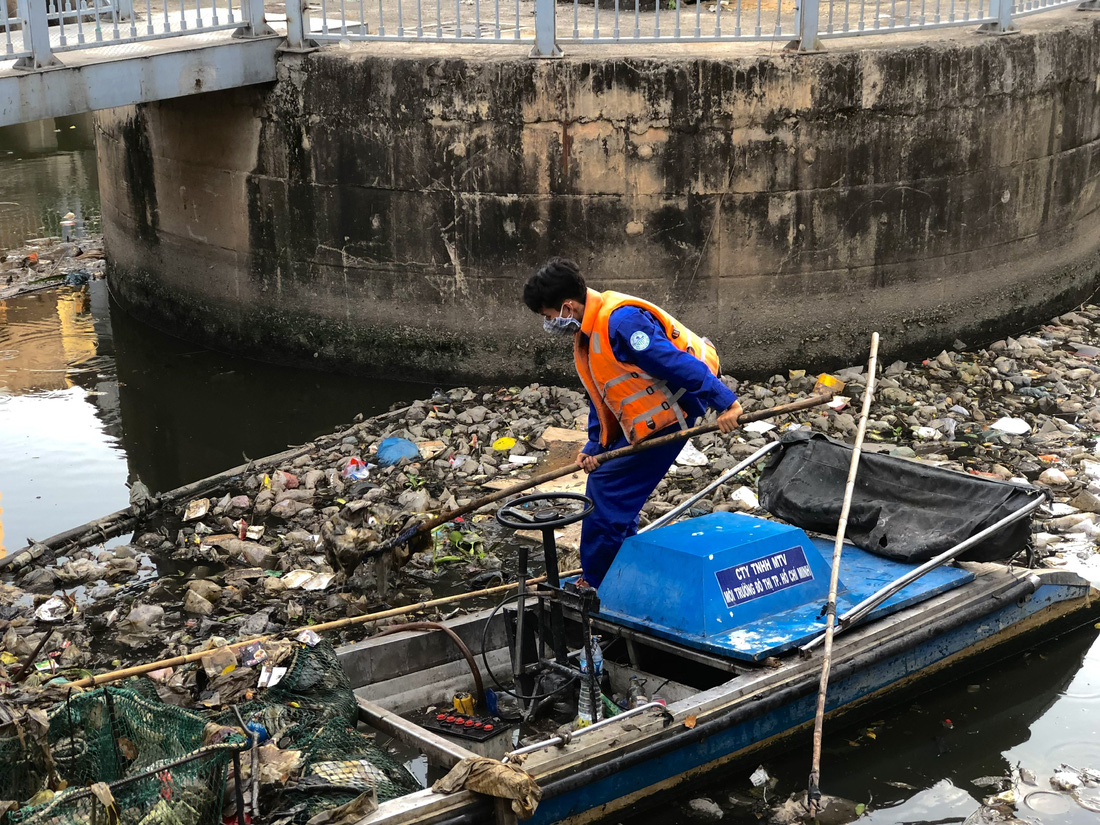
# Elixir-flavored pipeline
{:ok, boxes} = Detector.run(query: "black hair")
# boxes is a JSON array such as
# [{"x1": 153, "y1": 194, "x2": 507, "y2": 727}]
[{"x1": 523, "y1": 257, "x2": 587, "y2": 313}]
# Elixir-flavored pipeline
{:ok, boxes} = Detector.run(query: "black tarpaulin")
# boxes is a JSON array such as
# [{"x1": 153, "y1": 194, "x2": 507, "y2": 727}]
[{"x1": 757, "y1": 430, "x2": 1045, "y2": 563}]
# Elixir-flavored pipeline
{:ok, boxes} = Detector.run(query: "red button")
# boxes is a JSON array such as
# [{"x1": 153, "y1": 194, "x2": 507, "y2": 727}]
[
  {"x1": 436, "y1": 713, "x2": 446, "y2": 721},
  {"x1": 445, "y1": 716, "x2": 456, "y2": 723},
  {"x1": 464, "y1": 720, "x2": 475, "y2": 727},
  {"x1": 483, "y1": 724, "x2": 494, "y2": 731}
]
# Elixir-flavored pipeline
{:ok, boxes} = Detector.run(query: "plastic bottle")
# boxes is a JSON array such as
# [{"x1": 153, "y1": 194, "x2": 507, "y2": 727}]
[
  {"x1": 576, "y1": 636, "x2": 604, "y2": 727},
  {"x1": 628, "y1": 675, "x2": 648, "y2": 709}
]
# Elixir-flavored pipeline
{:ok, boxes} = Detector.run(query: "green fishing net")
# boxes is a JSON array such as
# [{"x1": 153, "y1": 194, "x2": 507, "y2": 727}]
[
  {"x1": 5, "y1": 687, "x2": 240, "y2": 825},
  {"x1": 3, "y1": 641, "x2": 419, "y2": 825}
]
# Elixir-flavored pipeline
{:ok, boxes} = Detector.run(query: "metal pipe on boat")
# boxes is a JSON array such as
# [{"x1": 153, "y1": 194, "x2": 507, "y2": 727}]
[
  {"x1": 639, "y1": 441, "x2": 780, "y2": 534},
  {"x1": 513, "y1": 543, "x2": 529, "y2": 692},
  {"x1": 501, "y1": 701, "x2": 667, "y2": 763},
  {"x1": 801, "y1": 492, "x2": 1048, "y2": 652},
  {"x1": 535, "y1": 574, "x2": 1044, "y2": 801}
]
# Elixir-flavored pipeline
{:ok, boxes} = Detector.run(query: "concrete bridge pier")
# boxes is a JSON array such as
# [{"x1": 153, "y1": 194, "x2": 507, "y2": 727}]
[{"x1": 96, "y1": 14, "x2": 1100, "y2": 382}]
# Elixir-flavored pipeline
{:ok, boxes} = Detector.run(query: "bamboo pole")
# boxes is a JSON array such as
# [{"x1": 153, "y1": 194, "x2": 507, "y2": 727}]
[
  {"x1": 807, "y1": 333, "x2": 880, "y2": 818},
  {"x1": 370, "y1": 393, "x2": 833, "y2": 558},
  {"x1": 65, "y1": 570, "x2": 579, "y2": 689}
]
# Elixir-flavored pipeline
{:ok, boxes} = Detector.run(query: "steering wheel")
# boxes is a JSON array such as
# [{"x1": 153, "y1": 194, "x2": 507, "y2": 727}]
[{"x1": 496, "y1": 492, "x2": 595, "y2": 530}]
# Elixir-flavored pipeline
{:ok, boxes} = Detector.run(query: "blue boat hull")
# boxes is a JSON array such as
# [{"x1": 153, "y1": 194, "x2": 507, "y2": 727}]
[{"x1": 529, "y1": 574, "x2": 1097, "y2": 824}]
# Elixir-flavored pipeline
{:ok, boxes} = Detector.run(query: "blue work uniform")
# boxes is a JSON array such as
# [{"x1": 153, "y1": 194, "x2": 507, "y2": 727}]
[{"x1": 578, "y1": 306, "x2": 737, "y2": 587}]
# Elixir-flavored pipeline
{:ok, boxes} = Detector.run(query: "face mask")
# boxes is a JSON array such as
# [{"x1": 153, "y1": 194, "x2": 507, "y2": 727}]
[
  {"x1": 543, "y1": 306, "x2": 581, "y2": 336},
  {"x1": 543, "y1": 315, "x2": 581, "y2": 336}
]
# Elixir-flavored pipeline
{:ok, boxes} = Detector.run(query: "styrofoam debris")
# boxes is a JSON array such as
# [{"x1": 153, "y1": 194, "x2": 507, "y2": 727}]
[{"x1": 992, "y1": 417, "x2": 1031, "y2": 435}]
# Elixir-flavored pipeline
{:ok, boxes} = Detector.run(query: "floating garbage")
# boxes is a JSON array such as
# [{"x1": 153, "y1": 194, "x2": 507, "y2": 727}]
[
  {"x1": 376, "y1": 437, "x2": 420, "y2": 467},
  {"x1": 342, "y1": 457, "x2": 371, "y2": 480},
  {"x1": 33, "y1": 594, "x2": 73, "y2": 622},
  {"x1": 10, "y1": 301, "x2": 1100, "y2": 762},
  {"x1": 675, "y1": 441, "x2": 709, "y2": 467},
  {"x1": 743, "y1": 420, "x2": 776, "y2": 434},
  {"x1": 184, "y1": 497, "x2": 211, "y2": 521},
  {"x1": 991, "y1": 417, "x2": 1031, "y2": 435},
  {"x1": 749, "y1": 765, "x2": 770, "y2": 787},
  {"x1": 729, "y1": 487, "x2": 759, "y2": 512},
  {"x1": 281, "y1": 570, "x2": 335, "y2": 591}
]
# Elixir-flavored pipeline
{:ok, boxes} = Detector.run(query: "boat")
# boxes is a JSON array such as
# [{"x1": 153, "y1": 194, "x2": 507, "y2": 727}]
[
  {"x1": 331, "y1": 432, "x2": 1100, "y2": 825},
  {"x1": 7, "y1": 433, "x2": 1096, "y2": 825}
]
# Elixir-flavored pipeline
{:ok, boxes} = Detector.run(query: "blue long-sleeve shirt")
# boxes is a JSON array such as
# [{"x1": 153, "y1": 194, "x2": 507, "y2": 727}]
[{"x1": 581, "y1": 306, "x2": 737, "y2": 455}]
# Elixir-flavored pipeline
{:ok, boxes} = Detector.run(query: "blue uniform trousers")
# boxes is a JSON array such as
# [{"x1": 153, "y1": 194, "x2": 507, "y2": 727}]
[{"x1": 580, "y1": 424, "x2": 689, "y2": 588}]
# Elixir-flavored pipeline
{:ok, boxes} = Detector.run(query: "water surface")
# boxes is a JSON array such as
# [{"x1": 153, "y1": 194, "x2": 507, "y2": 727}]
[{"x1": 0, "y1": 280, "x2": 433, "y2": 555}]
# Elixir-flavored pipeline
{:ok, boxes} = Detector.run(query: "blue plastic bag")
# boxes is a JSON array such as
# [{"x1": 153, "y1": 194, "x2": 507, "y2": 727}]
[{"x1": 376, "y1": 437, "x2": 420, "y2": 467}]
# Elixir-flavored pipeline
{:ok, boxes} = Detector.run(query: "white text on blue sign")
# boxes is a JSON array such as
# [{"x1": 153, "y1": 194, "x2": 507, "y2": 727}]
[{"x1": 714, "y1": 546, "x2": 814, "y2": 608}]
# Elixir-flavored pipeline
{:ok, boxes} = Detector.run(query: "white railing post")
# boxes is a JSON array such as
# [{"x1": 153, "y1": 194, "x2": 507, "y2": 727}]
[
  {"x1": 14, "y1": 0, "x2": 59, "y2": 68},
  {"x1": 234, "y1": 0, "x2": 275, "y2": 35},
  {"x1": 979, "y1": 0, "x2": 1016, "y2": 31},
  {"x1": 285, "y1": 0, "x2": 305, "y2": 45},
  {"x1": 530, "y1": 0, "x2": 561, "y2": 57},
  {"x1": 114, "y1": 0, "x2": 132, "y2": 20},
  {"x1": 283, "y1": 0, "x2": 317, "y2": 47},
  {"x1": 785, "y1": 0, "x2": 823, "y2": 50}
]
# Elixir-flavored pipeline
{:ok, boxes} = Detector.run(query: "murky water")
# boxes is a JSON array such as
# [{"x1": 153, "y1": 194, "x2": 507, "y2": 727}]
[
  {"x1": 646, "y1": 623, "x2": 1100, "y2": 824},
  {"x1": 0, "y1": 280, "x2": 434, "y2": 555},
  {"x1": 3, "y1": 123, "x2": 1100, "y2": 825},
  {"x1": 0, "y1": 114, "x2": 101, "y2": 250}
]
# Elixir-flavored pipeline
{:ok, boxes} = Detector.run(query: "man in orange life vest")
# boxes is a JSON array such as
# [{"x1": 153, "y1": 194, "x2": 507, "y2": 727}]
[{"x1": 523, "y1": 258, "x2": 742, "y2": 589}]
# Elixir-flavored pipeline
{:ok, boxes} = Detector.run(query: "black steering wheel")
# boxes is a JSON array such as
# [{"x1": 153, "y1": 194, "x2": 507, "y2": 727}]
[{"x1": 496, "y1": 492, "x2": 595, "y2": 530}]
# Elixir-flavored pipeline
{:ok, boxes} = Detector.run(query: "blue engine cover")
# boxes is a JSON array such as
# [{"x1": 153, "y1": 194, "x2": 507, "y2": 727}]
[
  {"x1": 598, "y1": 512, "x2": 839, "y2": 643},
  {"x1": 595, "y1": 511, "x2": 974, "y2": 661}
]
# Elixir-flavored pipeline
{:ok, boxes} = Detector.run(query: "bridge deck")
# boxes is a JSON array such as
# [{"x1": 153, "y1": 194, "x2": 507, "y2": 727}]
[{"x1": 0, "y1": 19, "x2": 281, "y2": 127}]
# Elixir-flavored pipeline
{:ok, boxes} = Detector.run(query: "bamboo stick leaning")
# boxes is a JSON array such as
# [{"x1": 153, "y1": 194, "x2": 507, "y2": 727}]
[{"x1": 806, "y1": 332, "x2": 881, "y2": 818}]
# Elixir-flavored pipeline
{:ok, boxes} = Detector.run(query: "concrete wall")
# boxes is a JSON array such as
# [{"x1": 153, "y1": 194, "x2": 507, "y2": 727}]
[{"x1": 97, "y1": 15, "x2": 1100, "y2": 382}]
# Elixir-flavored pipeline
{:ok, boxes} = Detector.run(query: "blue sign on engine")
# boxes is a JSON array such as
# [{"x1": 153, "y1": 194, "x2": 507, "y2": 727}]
[{"x1": 715, "y1": 546, "x2": 815, "y2": 608}]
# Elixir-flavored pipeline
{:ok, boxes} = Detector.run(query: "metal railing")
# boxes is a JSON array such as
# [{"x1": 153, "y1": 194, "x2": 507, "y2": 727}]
[
  {"x1": 815, "y1": 0, "x2": 998, "y2": 36},
  {"x1": 2, "y1": 0, "x2": 1096, "y2": 70},
  {"x1": 563, "y1": 0, "x2": 798, "y2": 43},
  {"x1": 790, "y1": 0, "x2": 1092, "y2": 46},
  {"x1": 1012, "y1": 0, "x2": 1087, "y2": 18},
  {"x1": 305, "y1": 0, "x2": 534, "y2": 41},
  {"x1": 4, "y1": 0, "x2": 271, "y2": 68},
  {"x1": 3, "y1": 0, "x2": 32, "y2": 57},
  {"x1": 298, "y1": 0, "x2": 1099, "y2": 53}
]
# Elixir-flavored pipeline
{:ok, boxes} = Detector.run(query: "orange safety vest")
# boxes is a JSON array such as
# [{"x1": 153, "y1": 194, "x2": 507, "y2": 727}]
[{"x1": 574, "y1": 288, "x2": 721, "y2": 448}]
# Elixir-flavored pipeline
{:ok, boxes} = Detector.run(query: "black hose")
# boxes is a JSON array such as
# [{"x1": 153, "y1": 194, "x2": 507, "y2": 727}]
[
  {"x1": 480, "y1": 590, "x2": 579, "y2": 702},
  {"x1": 371, "y1": 621, "x2": 487, "y2": 709}
]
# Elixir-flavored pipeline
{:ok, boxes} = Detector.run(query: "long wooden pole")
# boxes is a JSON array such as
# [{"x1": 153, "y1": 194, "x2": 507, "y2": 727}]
[
  {"x1": 370, "y1": 393, "x2": 833, "y2": 558},
  {"x1": 65, "y1": 570, "x2": 579, "y2": 689},
  {"x1": 807, "y1": 334, "x2": 880, "y2": 817}
]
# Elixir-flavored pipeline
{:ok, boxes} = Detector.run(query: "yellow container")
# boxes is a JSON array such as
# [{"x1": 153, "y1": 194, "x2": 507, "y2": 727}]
[{"x1": 453, "y1": 692, "x2": 475, "y2": 715}]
